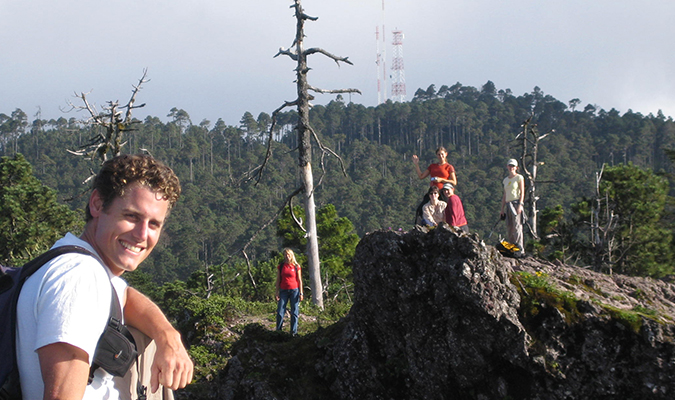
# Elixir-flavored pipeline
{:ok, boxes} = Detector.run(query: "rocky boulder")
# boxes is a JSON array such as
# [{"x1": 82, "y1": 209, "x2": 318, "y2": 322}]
[{"x1": 210, "y1": 226, "x2": 675, "y2": 399}]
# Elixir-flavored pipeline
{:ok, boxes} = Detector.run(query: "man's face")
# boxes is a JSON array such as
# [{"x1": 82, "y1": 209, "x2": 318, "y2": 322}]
[{"x1": 88, "y1": 183, "x2": 169, "y2": 276}]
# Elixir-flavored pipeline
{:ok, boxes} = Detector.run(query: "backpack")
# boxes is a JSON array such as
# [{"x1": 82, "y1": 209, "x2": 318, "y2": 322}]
[
  {"x1": 0, "y1": 245, "x2": 139, "y2": 400},
  {"x1": 496, "y1": 240, "x2": 525, "y2": 259}
]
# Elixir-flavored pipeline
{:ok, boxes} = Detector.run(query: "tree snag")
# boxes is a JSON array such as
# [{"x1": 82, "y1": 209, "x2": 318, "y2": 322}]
[
  {"x1": 515, "y1": 116, "x2": 552, "y2": 242},
  {"x1": 66, "y1": 68, "x2": 149, "y2": 167},
  {"x1": 255, "y1": 0, "x2": 360, "y2": 309}
]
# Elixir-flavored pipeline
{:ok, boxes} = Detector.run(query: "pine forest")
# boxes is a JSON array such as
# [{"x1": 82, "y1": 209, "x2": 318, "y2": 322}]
[{"x1": 2, "y1": 81, "x2": 675, "y2": 292}]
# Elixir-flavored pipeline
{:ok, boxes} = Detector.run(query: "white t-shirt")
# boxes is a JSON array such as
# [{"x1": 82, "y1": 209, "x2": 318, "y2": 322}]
[{"x1": 16, "y1": 233, "x2": 128, "y2": 400}]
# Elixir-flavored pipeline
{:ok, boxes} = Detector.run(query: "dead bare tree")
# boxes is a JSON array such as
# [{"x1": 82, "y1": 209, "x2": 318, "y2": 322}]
[
  {"x1": 590, "y1": 164, "x2": 619, "y2": 274},
  {"x1": 250, "y1": 0, "x2": 360, "y2": 309},
  {"x1": 515, "y1": 116, "x2": 553, "y2": 242},
  {"x1": 65, "y1": 69, "x2": 149, "y2": 170}
]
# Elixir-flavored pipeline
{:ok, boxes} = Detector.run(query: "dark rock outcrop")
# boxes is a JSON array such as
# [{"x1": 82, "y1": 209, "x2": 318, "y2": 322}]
[{"x1": 213, "y1": 227, "x2": 675, "y2": 399}]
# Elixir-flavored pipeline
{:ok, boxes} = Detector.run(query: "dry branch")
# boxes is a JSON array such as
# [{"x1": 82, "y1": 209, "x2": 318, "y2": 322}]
[
  {"x1": 65, "y1": 69, "x2": 149, "y2": 164},
  {"x1": 217, "y1": 187, "x2": 304, "y2": 289}
]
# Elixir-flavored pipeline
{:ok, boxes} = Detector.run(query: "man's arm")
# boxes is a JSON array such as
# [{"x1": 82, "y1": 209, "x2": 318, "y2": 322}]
[
  {"x1": 37, "y1": 343, "x2": 89, "y2": 400},
  {"x1": 123, "y1": 287, "x2": 194, "y2": 393}
]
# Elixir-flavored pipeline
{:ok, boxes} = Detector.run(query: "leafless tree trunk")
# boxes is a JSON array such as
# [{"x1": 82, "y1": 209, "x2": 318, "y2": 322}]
[
  {"x1": 253, "y1": 0, "x2": 360, "y2": 309},
  {"x1": 591, "y1": 164, "x2": 619, "y2": 274},
  {"x1": 516, "y1": 116, "x2": 552, "y2": 241},
  {"x1": 591, "y1": 165, "x2": 604, "y2": 251}
]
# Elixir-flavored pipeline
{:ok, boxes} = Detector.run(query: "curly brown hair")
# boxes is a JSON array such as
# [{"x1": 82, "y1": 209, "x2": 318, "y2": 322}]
[{"x1": 85, "y1": 154, "x2": 181, "y2": 221}]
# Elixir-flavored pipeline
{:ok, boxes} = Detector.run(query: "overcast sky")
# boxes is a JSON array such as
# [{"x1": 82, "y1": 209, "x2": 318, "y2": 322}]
[{"x1": 2, "y1": 0, "x2": 674, "y2": 127}]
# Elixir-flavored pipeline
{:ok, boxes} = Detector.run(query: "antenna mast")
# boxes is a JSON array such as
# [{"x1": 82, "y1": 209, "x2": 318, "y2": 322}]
[
  {"x1": 376, "y1": 0, "x2": 387, "y2": 104},
  {"x1": 391, "y1": 29, "x2": 406, "y2": 103}
]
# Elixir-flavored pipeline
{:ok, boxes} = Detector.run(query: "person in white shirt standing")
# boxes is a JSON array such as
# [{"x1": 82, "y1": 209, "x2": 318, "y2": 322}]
[
  {"x1": 500, "y1": 158, "x2": 525, "y2": 255},
  {"x1": 16, "y1": 154, "x2": 193, "y2": 400}
]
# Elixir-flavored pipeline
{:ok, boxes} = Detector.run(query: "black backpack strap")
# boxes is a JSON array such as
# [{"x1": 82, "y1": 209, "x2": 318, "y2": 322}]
[{"x1": 17, "y1": 245, "x2": 94, "y2": 282}]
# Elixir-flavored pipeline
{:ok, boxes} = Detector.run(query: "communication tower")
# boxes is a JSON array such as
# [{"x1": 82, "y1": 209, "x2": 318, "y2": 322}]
[
  {"x1": 391, "y1": 29, "x2": 406, "y2": 103},
  {"x1": 376, "y1": 1, "x2": 387, "y2": 104}
]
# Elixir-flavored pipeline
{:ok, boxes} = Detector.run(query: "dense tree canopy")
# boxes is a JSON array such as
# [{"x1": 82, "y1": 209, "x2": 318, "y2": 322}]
[
  {"x1": 0, "y1": 153, "x2": 83, "y2": 265},
  {"x1": 2, "y1": 81, "x2": 675, "y2": 283}
]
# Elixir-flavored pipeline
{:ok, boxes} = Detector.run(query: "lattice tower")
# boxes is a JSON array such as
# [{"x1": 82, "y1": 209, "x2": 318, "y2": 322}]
[{"x1": 391, "y1": 29, "x2": 406, "y2": 102}]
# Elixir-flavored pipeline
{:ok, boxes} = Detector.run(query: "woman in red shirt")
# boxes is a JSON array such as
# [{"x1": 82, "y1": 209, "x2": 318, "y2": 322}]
[
  {"x1": 275, "y1": 248, "x2": 304, "y2": 335},
  {"x1": 412, "y1": 146, "x2": 457, "y2": 189}
]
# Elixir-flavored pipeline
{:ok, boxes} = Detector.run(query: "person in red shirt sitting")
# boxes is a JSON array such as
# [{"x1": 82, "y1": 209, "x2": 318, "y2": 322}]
[
  {"x1": 442, "y1": 183, "x2": 469, "y2": 233},
  {"x1": 275, "y1": 248, "x2": 304, "y2": 336}
]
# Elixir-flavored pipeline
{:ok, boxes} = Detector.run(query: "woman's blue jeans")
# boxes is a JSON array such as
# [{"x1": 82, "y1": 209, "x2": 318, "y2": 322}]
[{"x1": 276, "y1": 288, "x2": 300, "y2": 334}]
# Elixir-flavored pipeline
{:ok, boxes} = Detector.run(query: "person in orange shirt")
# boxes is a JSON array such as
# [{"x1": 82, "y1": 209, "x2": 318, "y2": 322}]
[{"x1": 412, "y1": 146, "x2": 457, "y2": 189}]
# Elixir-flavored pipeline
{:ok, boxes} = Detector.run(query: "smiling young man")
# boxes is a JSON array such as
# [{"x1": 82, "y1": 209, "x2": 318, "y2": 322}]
[{"x1": 16, "y1": 154, "x2": 193, "y2": 400}]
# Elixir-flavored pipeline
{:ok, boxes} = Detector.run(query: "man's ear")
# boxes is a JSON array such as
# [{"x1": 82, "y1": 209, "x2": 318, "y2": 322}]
[{"x1": 89, "y1": 189, "x2": 104, "y2": 218}]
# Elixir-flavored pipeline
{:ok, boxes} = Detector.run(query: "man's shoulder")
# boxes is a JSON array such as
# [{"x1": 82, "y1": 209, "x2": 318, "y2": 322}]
[
  {"x1": 51, "y1": 233, "x2": 97, "y2": 254},
  {"x1": 31, "y1": 248, "x2": 110, "y2": 292}
]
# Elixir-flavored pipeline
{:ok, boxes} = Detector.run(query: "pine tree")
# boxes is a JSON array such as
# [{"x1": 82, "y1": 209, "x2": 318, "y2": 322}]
[{"x1": 0, "y1": 154, "x2": 83, "y2": 265}]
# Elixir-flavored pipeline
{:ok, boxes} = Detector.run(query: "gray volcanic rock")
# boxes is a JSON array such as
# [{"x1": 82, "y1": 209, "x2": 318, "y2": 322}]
[{"x1": 210, "y1": 226, "x2": 675, "y2": 400}]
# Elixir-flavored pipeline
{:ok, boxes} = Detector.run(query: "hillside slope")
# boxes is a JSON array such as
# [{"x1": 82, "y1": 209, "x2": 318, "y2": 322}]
[{"x1": 188, "y1": 226, "x2": 675, "y2": 399}]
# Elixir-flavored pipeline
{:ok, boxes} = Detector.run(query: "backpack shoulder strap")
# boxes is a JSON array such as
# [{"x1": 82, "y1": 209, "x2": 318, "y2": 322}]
[{"x1": 18, "y1": 245, "x2": 95, "y2": 282}]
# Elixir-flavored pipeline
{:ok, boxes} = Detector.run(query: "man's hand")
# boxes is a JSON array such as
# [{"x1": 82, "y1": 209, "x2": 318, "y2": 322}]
[
  {"x1": 124, "y1": 287, "x2": 194, "y2": 392},
  {"x1": 150, "y1": 329, "x2": 194, "y2": 392}
]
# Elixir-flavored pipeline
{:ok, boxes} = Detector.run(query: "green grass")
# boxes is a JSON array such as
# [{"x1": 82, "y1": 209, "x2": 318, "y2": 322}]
[{"x1": 512, "y1": 271, "x2": 581, "y2": 325}]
